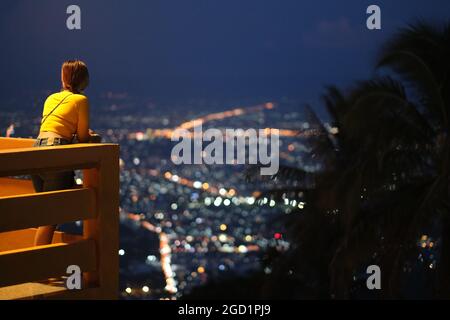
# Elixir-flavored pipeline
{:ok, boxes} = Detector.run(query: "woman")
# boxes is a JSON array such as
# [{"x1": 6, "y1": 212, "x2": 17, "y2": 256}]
[{"x1": 32, "y1": 60, "x2": 99, "y2": 246}]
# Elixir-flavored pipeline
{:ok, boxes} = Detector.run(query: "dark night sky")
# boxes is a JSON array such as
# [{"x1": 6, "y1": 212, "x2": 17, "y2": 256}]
[{"x1": 0, "y1": 0, "x2": 449, "y2": 103}]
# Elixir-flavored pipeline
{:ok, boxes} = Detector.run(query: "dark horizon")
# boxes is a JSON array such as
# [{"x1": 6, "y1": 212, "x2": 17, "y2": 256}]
[{"x1": 1, "y1": 0, "x2": 450, "y2": 104}]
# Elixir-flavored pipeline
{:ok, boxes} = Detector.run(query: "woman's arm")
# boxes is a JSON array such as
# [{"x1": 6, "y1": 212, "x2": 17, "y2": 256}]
[{"x1": 76, "y1": 97, "x2": 91, "y2": 143}]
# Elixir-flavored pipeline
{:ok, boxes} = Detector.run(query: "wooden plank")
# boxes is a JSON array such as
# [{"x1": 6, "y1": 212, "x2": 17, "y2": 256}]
[
  {"x1": 44, "y1": 286, "x2": 102, "y2": 300},
  {"x1": 0, "y1": 282, "x2": 102, "y2": 300},
  {"x1": 0, "y1": 143, "x2": 118, "y2": 177},
  {"x1": 0, "y1": 229, "x2": 83, "y2": 252},
  {"x1": 53, "y1": 232, "x2": 84, "y2": 244},
  {"x1": 0, "y1": 137, "x2": 35, "y2": 150},
  {"x1": 0, "y1": 281, "x2": 67, "y2": 300},
  {"x1": 0, "y1": 178, "x2": 35, "y2": 197},
  {"x1": 0, "y1": 239, "x2": 97, "y2": 287},
  {"x1": 0, "y1": 188, "x2": 96, "y2": 233},
  {"x1": 0, "y1": 229, "x2": 37, "y2": 251}
]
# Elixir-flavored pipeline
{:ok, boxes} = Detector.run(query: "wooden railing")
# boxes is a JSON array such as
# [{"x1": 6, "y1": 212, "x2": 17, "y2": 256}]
[{"x1": 0, "y1": 137, "x2": 119, "y2": 299}]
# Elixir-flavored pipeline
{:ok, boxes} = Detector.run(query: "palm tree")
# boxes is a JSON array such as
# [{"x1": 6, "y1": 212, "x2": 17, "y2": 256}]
[
  {"x1": 371, "y1": 21, "x2": 450, "y2": 298},
  {"x1": 252, "y1": 21, "x2": 450, "y2": 299}
]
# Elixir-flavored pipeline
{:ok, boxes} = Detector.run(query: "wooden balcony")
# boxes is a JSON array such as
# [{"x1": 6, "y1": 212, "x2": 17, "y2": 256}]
[{"x1": 0, "y1": 137, "x2": 119, "y2": 299}]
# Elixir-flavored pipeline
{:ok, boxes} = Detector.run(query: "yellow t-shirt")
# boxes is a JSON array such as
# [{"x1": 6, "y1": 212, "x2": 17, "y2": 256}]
[{"x1": 40, "y1": 91, "x2": 90, "y2": 142}]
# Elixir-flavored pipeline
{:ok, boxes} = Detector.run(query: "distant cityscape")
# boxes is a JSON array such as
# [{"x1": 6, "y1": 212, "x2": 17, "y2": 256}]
[{"x1": 1, "y1": 91, "x2": 324, "y2": 299}]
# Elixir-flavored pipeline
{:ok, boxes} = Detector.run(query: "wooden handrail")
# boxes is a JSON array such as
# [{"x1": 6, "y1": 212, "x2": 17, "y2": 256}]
[
  {"x1": 0, "y1": 188, "x2": 96, "y2": 233},
  {"x1": 0, "y1": 240, "x2": 97, "y2": 287},
  {"x1": 0, "y1": 137, "x2": 34, "y2": 150},
  {"x1": 0, "y1": 143, "x2": 110, "y2": 177},
  {"x1": 0, "y1": 137, "x2": 119, "y2": 299},
  {"x1": 0, "y1": 229, "x2": 84, "y2": 252}
]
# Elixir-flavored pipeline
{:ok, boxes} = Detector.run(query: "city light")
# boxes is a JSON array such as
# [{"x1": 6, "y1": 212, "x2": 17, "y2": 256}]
[
  {"x1": 238, "y1": 245, "x2": 248, "y2": 253},
  {"x1": 193, "y1": 181, "x2": 202, "y2": 189},
  {"x1": 214, "y1": 197, "x2": 222, "y2": 207},
  {"x1": 197, "y1": 266, "x2": 205, "y2": 274}
]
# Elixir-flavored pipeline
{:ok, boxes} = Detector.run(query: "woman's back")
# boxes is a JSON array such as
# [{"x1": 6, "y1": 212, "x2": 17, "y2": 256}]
[{"x1": 40, "y1": 90, "x2": 90, "y2": 142}]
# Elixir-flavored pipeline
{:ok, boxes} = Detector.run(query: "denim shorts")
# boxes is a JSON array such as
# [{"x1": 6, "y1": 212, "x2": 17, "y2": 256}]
[{"x1": 31, "y1": 138, "x2": 75, "y2": 193}]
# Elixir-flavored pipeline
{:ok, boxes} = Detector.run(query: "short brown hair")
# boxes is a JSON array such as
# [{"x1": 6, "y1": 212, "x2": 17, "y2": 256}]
[{"x1": 61, "y1": 60, "x2": 89, "y2": 93}]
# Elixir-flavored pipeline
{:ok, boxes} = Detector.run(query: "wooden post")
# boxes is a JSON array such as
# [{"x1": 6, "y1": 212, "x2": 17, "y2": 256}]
[{"x1": 82, "y1": 145, "x2": 119, "y2": 299}]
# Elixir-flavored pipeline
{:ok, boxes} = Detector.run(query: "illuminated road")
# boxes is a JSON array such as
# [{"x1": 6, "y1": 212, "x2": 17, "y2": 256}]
[
  {"x1": 126, "y1": 213, "x2": 178, "y2": 295},
  {"x1": 176, "y1": 102, "x2": 274, "y2": 130},
  {"x1": 146, "y1": 169, "x2": 238, "y2": 197},
  {"x1": 128, "y1": 102, "x2": 318, "y2": 140}
]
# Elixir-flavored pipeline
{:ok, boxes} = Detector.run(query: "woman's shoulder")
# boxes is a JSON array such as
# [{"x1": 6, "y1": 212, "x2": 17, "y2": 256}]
[
  {"x1": 46, "y1": 90, "x2": 84, "y2": 98},
  {"x1": 69, "y1": 94, "x2": 89, "y2": 111},
  {"x1": 45, "y1": 91, "x2": 62, "y2": 101},
  {"x1": 70, "y1": 93, "x2": 89, "y2": 103},
  {"x1": 46, "y1": 91, "x2": 88, "y2": 104}
]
